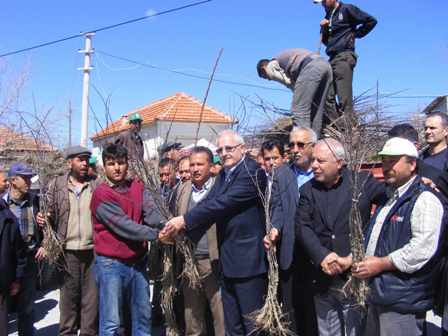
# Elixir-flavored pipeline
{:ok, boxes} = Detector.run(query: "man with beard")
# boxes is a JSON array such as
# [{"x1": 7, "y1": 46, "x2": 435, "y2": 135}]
[{"x1": 37, "y1": 146, "x2": 100, "y2": 336}]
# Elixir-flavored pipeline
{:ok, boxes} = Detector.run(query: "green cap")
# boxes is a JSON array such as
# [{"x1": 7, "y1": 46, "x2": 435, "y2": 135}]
[
  {"x1": 213, "y1": 155, "x2": 221, "y2": 164},
  {"x1": 128, "y1": 112, "x2": 143, "y2": 123},
  {"x1": 89, "y1": 156, "x2": 97, "y2": 165}
]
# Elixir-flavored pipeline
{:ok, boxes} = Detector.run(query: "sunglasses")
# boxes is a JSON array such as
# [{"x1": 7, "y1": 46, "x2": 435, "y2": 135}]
[
  {"x1": 216, "y1": 144, "x2": 242, "y2": 155},
  {"x1": 289, "y1": 141, "x2": 312, "y2": 149}
]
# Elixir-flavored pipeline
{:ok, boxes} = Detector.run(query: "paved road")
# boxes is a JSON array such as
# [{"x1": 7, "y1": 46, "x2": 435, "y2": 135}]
[
  {"x1": 7, "y1": 290, "x2": 444, "y2": 335},
  {"x1": 8, "y1": 289, "x2": 166, "y2": 336}
]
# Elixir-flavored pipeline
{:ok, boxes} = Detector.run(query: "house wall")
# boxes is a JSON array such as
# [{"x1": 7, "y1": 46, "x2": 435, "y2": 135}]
[
  {"x1": 92, "y1": 121, "x2": 231, "y2": 161},
  {"x1": 155, "y1": 120, "x2": 229, "y2": 145}
]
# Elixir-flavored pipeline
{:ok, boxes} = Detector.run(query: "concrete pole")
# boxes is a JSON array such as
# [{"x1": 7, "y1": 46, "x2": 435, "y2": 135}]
[{"x1": 79, "y1": 33, "x2": 95, "y2": 147}]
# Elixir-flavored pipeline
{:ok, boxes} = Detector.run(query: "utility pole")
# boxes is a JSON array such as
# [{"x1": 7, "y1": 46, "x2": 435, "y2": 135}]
[
  {"x1": 68, "y1": 101, "x2": 72, "y2": 147},
  {"x1": 78, "y1": 33, "x2": 95, "y2": 147}
]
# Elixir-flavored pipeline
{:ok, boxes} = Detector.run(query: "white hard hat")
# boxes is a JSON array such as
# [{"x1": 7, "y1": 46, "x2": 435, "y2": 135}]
[
  {"x1": 378, "y1": 137, "x2": 418, "y2": 158},
  {"x1": 313, "y1": 0, "x2": 323, "y2": 3}
]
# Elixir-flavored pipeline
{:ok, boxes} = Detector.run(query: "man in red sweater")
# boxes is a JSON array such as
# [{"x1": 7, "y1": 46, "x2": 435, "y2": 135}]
[{"x1": 91, "y1": 143, "x2": 163, "y2": 336}]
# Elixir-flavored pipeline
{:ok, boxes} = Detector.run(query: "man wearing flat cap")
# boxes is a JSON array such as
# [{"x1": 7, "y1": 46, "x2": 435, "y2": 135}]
[
  {"x1": 3, "y1": 163, "x2": 42, "y2": 335},
  {"x1": 37, "y1": 145, "x2": 100, "y2": 336},
  {"x1": 159, "y1": 141, "x2": 182, "y2": 162},
  {"x1": 353, "y1": 138, "x2": 446, "y2": 336}
]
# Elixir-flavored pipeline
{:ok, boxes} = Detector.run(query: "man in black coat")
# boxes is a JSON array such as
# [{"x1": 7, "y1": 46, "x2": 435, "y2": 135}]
[
  {"x1": 0, "y1": 199, "x2": 27, "y2": 336},
  {"x1": 260, "y1": 139, "x2": 299, "y2": 333},
  {"x1": 161, "y1": 130, "x2": 268, "y2": 335},
  {"x1": 296, "y1": 138, "x2": 386, "y2": 336}
]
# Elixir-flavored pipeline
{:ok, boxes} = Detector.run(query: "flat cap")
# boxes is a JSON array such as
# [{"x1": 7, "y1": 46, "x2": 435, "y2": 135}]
[
  {"x1": 378, "y1": 137, "x2": 418, "y2": 158},
  {"x1": 64, "y1": 145, "x2": 92, "y2": 160},
  {"x1": 158, "y1": 141, "x2": 182, "y2": 154},
  {"x1": 8, "y1": 162, "x2": 35, "y2": 177}
]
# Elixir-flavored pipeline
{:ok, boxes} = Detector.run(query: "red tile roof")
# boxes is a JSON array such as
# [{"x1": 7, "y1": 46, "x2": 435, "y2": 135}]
[
  {"x1": 91, "y1": 92, "x2": 233, "y2": 139},
  {"x1": 0, "y1": 127, "x2": 55, "y2": 152}
]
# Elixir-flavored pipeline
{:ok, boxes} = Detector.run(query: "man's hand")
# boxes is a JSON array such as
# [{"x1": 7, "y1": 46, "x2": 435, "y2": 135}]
[
  {"x1": 336, "y1": 255, "x2": 353, "y2": 272},
  {"x1": 321, "y1": 252, "x2": 343, "y2": 276},
  {"x1": 10, "y1": 281, "x2": 20, "y2": 296},
  {"x1": 320, "y1": 19, "x2": 330, "y2": 27},
  {"x1": 160, "y1": 216, "x2": 186, "y2": 239},
  {"x1": 421, "y1": 177, "x2": 440, "y2": 193},
  {"x1": 158, "y1": 231, "x2": 175, "y2": 245},
  {"x1": 263, "y1": 228, "x2": 280, "y2": 250},
  {"x1": 352, "y1": 256, "x2": 395, "y2": 280},
  {"x1": 35, "y1": 247, "x2": 47, "y2": 261},
  {"x1": 36, "y1": 212, "x2": 49, "y2": 228}
]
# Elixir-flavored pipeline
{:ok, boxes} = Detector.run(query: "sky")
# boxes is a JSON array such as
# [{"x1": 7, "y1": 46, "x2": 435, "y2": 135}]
[{"x1": 0, "y1": 0, "x2": 447, "y2": 147}]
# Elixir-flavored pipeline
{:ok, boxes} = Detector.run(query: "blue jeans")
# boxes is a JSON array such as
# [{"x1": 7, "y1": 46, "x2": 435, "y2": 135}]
[{"x1": 95, "y1": 255, "x2": 151, "y2": 336}]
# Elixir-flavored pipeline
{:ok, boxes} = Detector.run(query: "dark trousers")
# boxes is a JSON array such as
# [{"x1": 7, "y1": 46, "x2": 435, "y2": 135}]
[
  {"x1": 221, "y1": 274, "x2": 267, "y2": 336},
  {"x1": 17, "y1": 253, "x2": 37, "y2": 336},
  {"x1": 293, "y1": 256, "x2": 318, "y2": 336},
  {"x1": 59, "y1": 249, "x2": 98, "y2": 336},
  {"x1": 279, "y1": 268, "x2": 297, "y2": 334},
  {"x1": 0, "y1": 294, "x2": 7, "y2": 336},
  {"x1": 329, "y1": 51, "x2": 357, "y2": 118}
]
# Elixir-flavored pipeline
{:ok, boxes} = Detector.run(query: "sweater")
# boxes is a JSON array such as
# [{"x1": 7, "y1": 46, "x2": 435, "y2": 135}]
[{"x1": 91, "y1": 179, "x2": 161, "y2": 262}]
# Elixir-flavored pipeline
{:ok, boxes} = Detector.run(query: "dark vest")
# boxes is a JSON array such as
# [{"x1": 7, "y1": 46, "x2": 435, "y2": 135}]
[{"x1": 365, "y1": 177, "x2": 446, "y2": 313}]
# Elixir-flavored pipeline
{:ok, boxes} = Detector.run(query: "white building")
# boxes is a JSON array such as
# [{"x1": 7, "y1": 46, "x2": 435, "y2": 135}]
[{"x1": 91, "y1": 92, "x2": 235, "y2": 159}]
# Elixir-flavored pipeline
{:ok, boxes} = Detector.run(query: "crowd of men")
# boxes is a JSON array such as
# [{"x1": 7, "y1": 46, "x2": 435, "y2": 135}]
[
  {"x1": 1, "y1": 1, "x2": 447, "y2": 336},
  {"x1": 2, "y1": 110, "x2": 448, "y2": 336}
]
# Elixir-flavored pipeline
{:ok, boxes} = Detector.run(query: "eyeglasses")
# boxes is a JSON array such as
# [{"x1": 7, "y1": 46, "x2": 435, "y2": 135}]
[
  {"x1": 289, "y1": 141, "x2": 312, "y2": 149},
  {"x1": 216, "y1": 144, "x2": 242, "y2": 155}
]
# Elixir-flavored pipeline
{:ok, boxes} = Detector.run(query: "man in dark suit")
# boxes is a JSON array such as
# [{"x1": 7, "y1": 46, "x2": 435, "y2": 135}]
[
  {"x1": 261, "y1": 139, "x2": 299, "y2": 333},
  {"x1": 296, "y1": 138, "x2": 386, "y2": 336},
  {"x1": 161, "y1": 130, "x2": 267, "y2": 335}
]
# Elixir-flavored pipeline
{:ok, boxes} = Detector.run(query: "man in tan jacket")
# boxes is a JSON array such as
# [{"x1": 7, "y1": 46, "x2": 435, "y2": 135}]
[
  {"x1": 173, "y1": 146, "x2": 224, "y2": 336},
  {"x1": 37, "y1": 146, "x2": 100, "y2": 336}
]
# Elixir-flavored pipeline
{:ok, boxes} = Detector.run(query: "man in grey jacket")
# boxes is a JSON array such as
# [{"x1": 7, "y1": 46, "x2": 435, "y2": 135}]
[
  {"x1": 37, "y1": 146, "x2": 99, "y2": 336},
  {"x1": 257, "y1": 48, "x2": 336, "y2": 135}
]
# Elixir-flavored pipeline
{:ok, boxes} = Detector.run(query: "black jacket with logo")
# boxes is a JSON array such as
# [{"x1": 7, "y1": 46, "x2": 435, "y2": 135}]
[{"x1": 322, "y1": 2, "x2": 377, "y2": 58}]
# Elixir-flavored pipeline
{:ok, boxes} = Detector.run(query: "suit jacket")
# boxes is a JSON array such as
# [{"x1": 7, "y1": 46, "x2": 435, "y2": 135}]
[
  {"x1": 184, "y1": 157, "x2": 267, "y2": 279},
  {"x1": 296, "y1": 167, "x2": 386, "y2": 292},
  {"x1": 174, "y1": 179, "x2": 219, "y2": 264},
  {"x1": 270, "y1": 164, "x2": 299, "y2": 270}
]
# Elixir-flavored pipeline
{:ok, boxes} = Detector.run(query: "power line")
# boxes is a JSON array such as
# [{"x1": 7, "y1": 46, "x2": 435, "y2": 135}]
[
  {"x1": 96, "y1": 50, "x2": 443, "y2": 99},
  {"x1": 96, "y1": 50, "x2": 289, "y2": 92},
  {"x1": 0, "y1": 0, "x2": 212, "y2": 58}
]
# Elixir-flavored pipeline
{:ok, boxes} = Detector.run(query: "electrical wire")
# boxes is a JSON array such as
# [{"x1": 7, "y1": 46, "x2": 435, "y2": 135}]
[
  {"x1": 0, "y1": 0, "x2": 212, "y2": 58},
  {"x1": 96, "y1": 50, "x2": 443, "y2": 99},
  {"x1": 96, "y1": 50, "x2": 290, "y2": 92}
]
